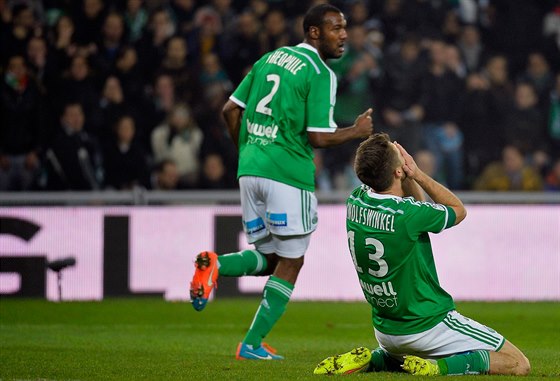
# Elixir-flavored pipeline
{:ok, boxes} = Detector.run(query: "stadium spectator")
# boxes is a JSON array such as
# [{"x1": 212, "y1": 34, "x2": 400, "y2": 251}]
[
  {"x1": 460, "y1": 72, "x2": 496, "y2": 186},
  {"x1": 48, "y1": 14, "x2": 77, "y2": 70},
  {"x1": 168, "y1": 0, "x2": 196, "y2": 35},
  {"x1": 544, "y1": 158, "x2": 560, "y2": 191},
  {"x1": 73, "y1": 0, "x2": 106, "y2": 46},
  {"x1": 199, "y1": 52, "x2": 232, "y2": 92},
  {"x1": 219, "y1": 10, "x2": 261, "y2": 84},
  {"x1": 420, "y1": 39, "x2": 465, "y2": 189},
  {"x1": 504, "y1": 82, "x2": 546, "y2": 154},
  {"x1": 441, "y1": 9, "x2": 461, "y2": 43},
  {"x1": 198, "y1": 152, "x2": 235, "y2": 189},
  {"x1": 547, "y1": 73, "x2": 560, "y2": 155},
  {"x1": 0, "y1": 3, "x2": 39, "y2": 59},
  {"x1": 443, "y1": 43, "x2": 466, "y2": 79},
  {"x1": 115, "y1": 46, "x2": 145, "y2": 104},
  {"x1": 333, "y1": 153, "x2": 362, "y2": 192},
  {"x1": 103, "y1": 115, "x2": 150, "y2": 190},
  {"x1": 150, "y1": 158, "x2": 180, "y2": 190},
  {"x1": 55, "y1": 55, "x2": 98, "y2": 122},
  {"x1": 195, "y1": 82, "x2": 237, "y2": 181},
  {"x1": 159, "y1": 35, "x2": 200, "y2": 106},
  {"x1": 151, "y1": 103, "x2": 203, "y2": 188},
  {"x1": 484, "y1": 0, "x2": 543, "y2": 75},
  {"x1": 287, "y1": 14, "x2": 305, "y2": 46},
  {"x1": 90, "y1": 75, "x2": 140, "y2": 146},
  {"x1": 474, "y1": 144, "x2": 543, "y2": 191},
  {"x1": 380, "y1": 34, "x2": 426, "y2": 153},
  {"x1": 92, "y1": 11, "x2": 126, "y2": 78},
  {"x1": 45, "y1": 102, "x2": 102, "y2": 190},
  {"x1": 188, "y1": 6, "x2": 223, "y2": 61},
  {"x1": 457, "y1": 24, "x2": 488, "y2": 74},
  {"x1": 143, "y1": 73, "x2": 177, "y2": 146},
  {"x1": 482, "y1": 54, "x2": 514, "y2": 149},
  {"x1": 135, "y1": 7, "x2": 175, "y2": 79},
  {"x1": 0, "y1": 55, "x2": 44, "y2": 190},
  {"x1": 210, "y1": 0, "x2": 236, "y2": 33},
  {"x1": 26, "y1": 36, "x2": 56, "y2": 92},
  {"x1": 259, "y1": 9, "x2": 290, "y2": 55},
  {"x1": 124, "y1": 0, "x2": 148, "y2": 43},
  {"x1": 414, "y1": 149, "x2": 437, "y2": 178},
  {"x1": 346, "y1": 0, "x2": 372, "y2": 27},
  {"x1": 379, "y1": 0, "x2": 406, "y2": 46},
  {"x1": 517, "y1": 52, "x2": 555, "y2": 110},
  {"x1": 542, "y1": 5, "x2": 560, "y2": 66}
]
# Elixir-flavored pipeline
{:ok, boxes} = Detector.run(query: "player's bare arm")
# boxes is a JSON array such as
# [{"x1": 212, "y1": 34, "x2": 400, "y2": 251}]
[
  {"x1": 396, "y1": 142, "x2": 466, "y2": 224},
  {"x1": 222, "y1": 99, "x2": 243, "y2": 149},
  {"x1": 308, "y1": 108, "x2": 373, "y2": 148}
]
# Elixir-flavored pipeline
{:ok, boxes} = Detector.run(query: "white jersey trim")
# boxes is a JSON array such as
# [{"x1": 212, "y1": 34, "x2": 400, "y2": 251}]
[
  {"x1": 367, "y1": 189, "x2": 402, "y2": 201},
  {"x1": 229, "y1": 95, "x2": 246, "y2": 109},
  {"x1": 439, "y1": 206, "x2": 449, "y2": 233},
  {"x1": 306, "y1": 126, "x2": 337, "y2": 133},
  {"x1": 286, "y1": 46, "x2": 320, "y2": 74},
  {"x1": 348, "y1": 194, "x2": 405, "y2": 215}
]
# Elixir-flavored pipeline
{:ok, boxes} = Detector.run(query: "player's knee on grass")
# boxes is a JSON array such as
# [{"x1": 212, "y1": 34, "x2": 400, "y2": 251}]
[
  {"x1": 491, "y1": 340, "x2": 531, "y2": 376},
  {"x1": 510, "y1": 351, "x2": 531, "y2": 376}
]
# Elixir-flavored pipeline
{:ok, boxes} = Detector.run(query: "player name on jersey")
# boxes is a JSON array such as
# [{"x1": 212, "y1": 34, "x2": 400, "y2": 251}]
[
  {"x1": 347, "y1": 204, "x2": 395, "y2": 232},
  {"x1": 265, "y1": 50, "x2": 306, "y2": 75}
]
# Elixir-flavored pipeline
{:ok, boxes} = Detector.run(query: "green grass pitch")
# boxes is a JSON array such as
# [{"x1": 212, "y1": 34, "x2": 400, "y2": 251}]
[{"x1": 0, "y1": 298, "x2": 559, "y2": 380}]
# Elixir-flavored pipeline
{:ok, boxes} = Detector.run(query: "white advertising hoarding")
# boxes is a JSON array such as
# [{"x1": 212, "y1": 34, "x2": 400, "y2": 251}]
[{"x1": 0, "y1": 205, "x2": 559, "y2": 301}]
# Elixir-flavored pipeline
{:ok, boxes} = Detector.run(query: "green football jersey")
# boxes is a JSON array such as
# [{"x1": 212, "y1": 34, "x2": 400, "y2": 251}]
[
  {"x1": 230, "y1": 43, "x2": 338, "y2": 191},
  {"x1": 346, "y1": 185, "x2": 457, "y2": 335}
]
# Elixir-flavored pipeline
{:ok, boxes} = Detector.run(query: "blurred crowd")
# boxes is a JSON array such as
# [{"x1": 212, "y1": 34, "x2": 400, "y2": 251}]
[{"x1": 1, "y1": 0, "x2": 559, "y2": 192}]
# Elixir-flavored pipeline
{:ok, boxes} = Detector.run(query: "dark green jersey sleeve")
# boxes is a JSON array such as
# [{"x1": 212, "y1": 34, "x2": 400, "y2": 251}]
[{"x1": 401, "y1": 198, "x2": 456, "y2": 240}]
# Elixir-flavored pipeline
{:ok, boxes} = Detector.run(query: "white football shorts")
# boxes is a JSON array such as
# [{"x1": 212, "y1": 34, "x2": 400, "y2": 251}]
[
  {"x1": 374, "y1": 310, "x2": 506, "y2": 360},
  {"x1": 239, "y1": 176, "x2": 318, "y2": 258}
]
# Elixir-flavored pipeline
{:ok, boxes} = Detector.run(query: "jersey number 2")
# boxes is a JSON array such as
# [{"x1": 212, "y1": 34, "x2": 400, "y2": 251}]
[
  {"x1": 256, "y1": 74, "x2": 280, "y2": 116},
  {"x1": 347, "y1": 230, "x2": 388, "y2": 278}
]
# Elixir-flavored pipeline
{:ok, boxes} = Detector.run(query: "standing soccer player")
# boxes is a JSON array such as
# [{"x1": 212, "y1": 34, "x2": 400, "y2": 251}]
[
  {"x1": 189, "y1": 4, "x2": 373, "y2": 360},
  {"x1": 314, "y1": 133, "x2": 530, "y2": 376}
]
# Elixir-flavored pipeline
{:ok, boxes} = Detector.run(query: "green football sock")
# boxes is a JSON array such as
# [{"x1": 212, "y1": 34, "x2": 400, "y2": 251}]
[
  {"x1": 368, "y1": 347, "x2": 403, "y2": 372},
  {"x1": 243, "y1": 276, "x2": 293, "y2": 347},
  {"x1": 437, "y1": 350, "x2": 490, "y2": 375},
  {"x1": 217, "y1": 250, "x2": 267, "y2": 276}
]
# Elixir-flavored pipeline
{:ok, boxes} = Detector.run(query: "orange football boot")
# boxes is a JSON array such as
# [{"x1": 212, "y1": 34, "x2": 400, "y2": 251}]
[{"x1": 190, "y1": 251, "x2": 219, "y2": 311}]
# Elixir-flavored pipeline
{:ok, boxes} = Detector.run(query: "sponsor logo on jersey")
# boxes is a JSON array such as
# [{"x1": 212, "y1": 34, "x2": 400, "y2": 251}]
[
  {"x1": 245, "y1": 217, "x2": 265, "y2": 234},
  {"x1": 246, "y1": 119, "x2": 279, "y2": 146},
  {"x1": 360, "y1": 279, "x2": 399, "y2": 308},
  {"x1": 266, "y1": 212, "x2": 287, "y2": 227}
]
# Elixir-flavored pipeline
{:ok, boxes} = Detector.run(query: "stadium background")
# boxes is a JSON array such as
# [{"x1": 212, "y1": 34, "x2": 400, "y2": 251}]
[
  {"x1": 0, "y1": 0, "x2": 559, "y2": 306},
  {"x1": 1, "y1": 1, "x2": 559, "y2": 380}
]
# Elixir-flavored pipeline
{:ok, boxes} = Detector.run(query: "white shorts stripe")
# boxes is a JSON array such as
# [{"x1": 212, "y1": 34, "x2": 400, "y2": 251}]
[
  {"x1": 443, "y1": 318, "x2": 499, "y2": 347},
  {"x1": 444, "y1": 315, "x2": 501, "y2": 346}
]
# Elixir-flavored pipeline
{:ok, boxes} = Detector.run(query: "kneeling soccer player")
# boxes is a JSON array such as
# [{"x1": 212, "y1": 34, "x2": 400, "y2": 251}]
[{"x1": 314, "y1": 134, "x2": 530, "y2": 376}]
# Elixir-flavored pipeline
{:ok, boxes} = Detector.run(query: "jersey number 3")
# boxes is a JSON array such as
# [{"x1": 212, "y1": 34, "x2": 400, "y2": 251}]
[
  {"x1": 347, "y1": 230, "x2": 388, "y2": 278},
  {"x1": 256, "y1": 74, "x2": 280, "y2": 116}
]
